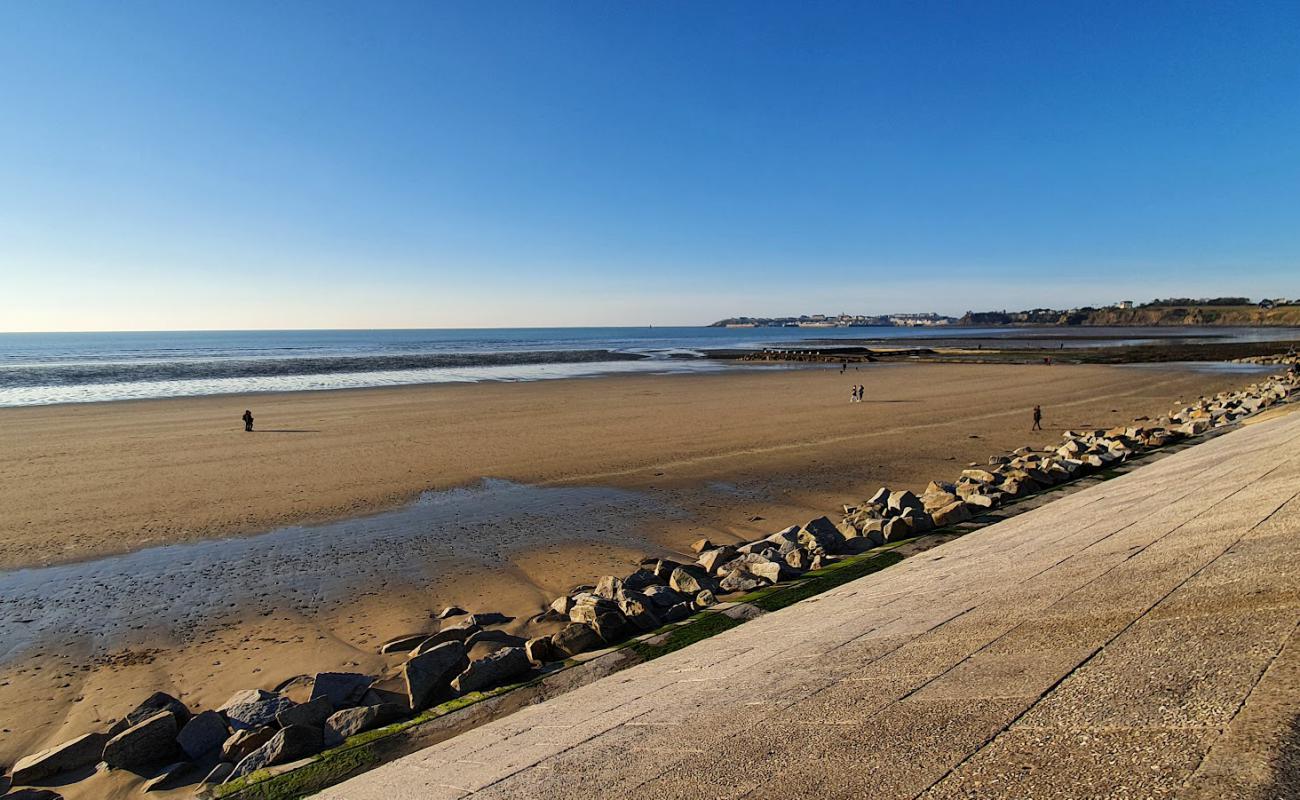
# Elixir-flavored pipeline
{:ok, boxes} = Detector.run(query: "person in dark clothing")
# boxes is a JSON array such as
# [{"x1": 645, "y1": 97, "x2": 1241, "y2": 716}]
[
  {"x1": 1031, "y1": 405, "x2": 1042, "y2": 431},
  {"x1": 243, "y1": 409, "x2": 254, "y2": 432}
]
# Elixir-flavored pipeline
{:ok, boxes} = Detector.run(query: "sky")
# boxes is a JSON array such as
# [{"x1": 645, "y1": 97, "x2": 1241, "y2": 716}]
[{"x1": 1, "y1": 0, "x2": 1298, "y2": 331}]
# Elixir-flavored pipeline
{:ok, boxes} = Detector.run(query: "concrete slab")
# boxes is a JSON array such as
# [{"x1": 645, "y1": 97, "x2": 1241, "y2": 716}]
[{"x1": 320, "y1": 409, "x2": 1300, "y2": 799}]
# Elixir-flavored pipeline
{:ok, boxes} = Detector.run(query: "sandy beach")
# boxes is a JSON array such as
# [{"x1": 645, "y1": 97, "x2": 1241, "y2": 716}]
[{"x1": 0, "y1": 362, "x2": 1253, "y2": 788}]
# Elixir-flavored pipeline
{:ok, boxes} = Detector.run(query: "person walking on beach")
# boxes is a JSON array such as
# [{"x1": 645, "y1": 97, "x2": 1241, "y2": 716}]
[
  {"x1": 1031, "y1": 405, "x2": 1042, "y2": 431},
  {"x1": 242, "y1": 409, "x2": 254, "y2": 432}
]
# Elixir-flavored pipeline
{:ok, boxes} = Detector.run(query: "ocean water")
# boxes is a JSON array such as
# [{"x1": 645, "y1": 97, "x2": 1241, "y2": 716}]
[
  {"x1": 0, "y1": 326, "x2": 1292, "y2": 407},
  {"x1": 0, "y1": 326, "x2": 909, "y2": 406}
]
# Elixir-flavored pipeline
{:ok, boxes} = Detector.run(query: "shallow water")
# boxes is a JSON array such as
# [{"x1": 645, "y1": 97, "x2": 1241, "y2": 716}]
[{"x1": 0, "y1": 479, "x2": 689, "y2": 664}]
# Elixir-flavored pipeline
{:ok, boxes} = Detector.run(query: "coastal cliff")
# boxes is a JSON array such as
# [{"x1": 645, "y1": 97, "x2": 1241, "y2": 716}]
[{"x1": 957, "y1": 304, "x2": 1300, "y2": 327}]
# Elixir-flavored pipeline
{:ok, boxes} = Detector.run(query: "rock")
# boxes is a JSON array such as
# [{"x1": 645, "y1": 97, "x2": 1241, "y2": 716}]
[
  {"x1": 616, "y1": 589, "x2": 662, "y2": 631},
  {"x1": 11, "y1": 732, "x2": 109, "y2": 783},
  {"x1": 113, "y1": 692, "x2": 190, "y2": 733},
  {"x1": 642, "y1": 584, "x2": 685, "y2": 608},
  {"x1": 551, "y1": 623, "x2": 601, "y2": 656},
  {"x1": 464, "y1": 612, "x2": 512, "y2": 627},
  {"x1": 963, "y1": 492, "x2": 997, "y2": 509},
  {"x1": 201, "y1": 762, "x2": 235, "y2": 785},
  {"x1": 663, "y1": 602, "x2": 694, "y2": 622},
  {"x1": 177, "y1": 710, "x2": 229, "y2": 760},
  {"x1": 322, "y1": 704, "x2": 406, "y2": 747},
  {"x1": 360, "y1": 686, "x2": 408, "y2": 707},
  {"x1": 669, "y1": 566, "x2": 712, "y2": 595},
  {"x1": 748, "y1": 560, "x2": 784, "y2": 584},
  {"x1": 867, "y1": 487, "x2": 890, "y2": 505},
  {"x1": 697, "y1": 546, "x2": 738, "y2": 574},
  {"x1": 650, "y1": 558, "x2": 685, "y2": 580},
  {"x1": 309, "y1": 672, "x2": 372, "y2": 708},
  {"x1": 219, "y1": 690, "x2": 296, "y2": 732},
  {"x1": 3, "y1": 790, "x2": 64, "y2": 799},
  {"x1": 921, "y1": 491, "x2": 960, "y2": 512},
  {"x1": 276, "y1": 697, "x2": 334, "y2": 730},
  {"x1": 689, "y1": 538, "x2": 714, "y2": 554},
  {"x1": 451, "y1": 647, "x2": 532, "y2": 694},
  {"x1": 719, "y1": 569, "x2": 765, "y2": 593},
  {"x1": 379, "y1": 633, "x2": 433, "y2": 654},
  {"x1": 221, "y1": 727, "x2": 275, "y2": 762},
  {"x1": 694, "y1": 589, "x2": 717, "y2": 608},
  {"x1": 764, "y1": 525, "x2": 801, "y2": 546},
  {"x1": 887, "y1": 490, "x2": 924, "y2": 515},
  {"x1": 797, "y1": 517, "x2": 845, "y2": 554},
  {"x1": 436, "y1": 606, "x2": 467, "y2": 619},
  {"x1": 412, "y1": 623, "x2": 481, "y2": 656},
  {"x1": 549, "y1": 595, "x2": 574, "y2": 616},
  {"x1": 404, "y1": 641, "x2": 468, "y2": 711},
  {"x1": 102, "y1": 710, "x2": 180, "y2": 770},
  {"x1": 622, "y1": 569, "x2": 661, "y2": 591},
  {"x1": 931, "y1": 501, "x2": 972, "y2": 527},
  {"x1": 960, "y1": 468, "x2": 997, "y2": 484},
  {"x1": 525, "y1": 636, "x2": 559, "y2": 664},
  {"x1": 784, "y1": 547, "x2": 810, "y2": 570},
  {"x1": 594, "y1": 575, "x2": 624, "y2": 600},
  {"x1": 882, "y1": 516, "x2": 912, "y2": 540},
  {"x1": 141, "y1": 760, "x2": 191, "y2": 792},
  {"x1": 465, "y1": 629, "x2": 526, "y2": 648},
  {"x1": 229, "y1": 725, "x2": 323, "y2": 780},
  {"x1": 568, "y1": 593, "x2": 632, "y2": 641}
]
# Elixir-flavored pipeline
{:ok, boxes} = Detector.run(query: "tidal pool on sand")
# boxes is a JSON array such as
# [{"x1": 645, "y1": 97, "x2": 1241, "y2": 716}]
[{"x1": 0, "y1": 479, "x2": 688, "y2": 663}]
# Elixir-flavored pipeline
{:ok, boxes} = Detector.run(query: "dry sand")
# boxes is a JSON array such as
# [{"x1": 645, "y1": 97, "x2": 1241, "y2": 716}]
[{"x1": 0, "y1": 362, "x2": 1249, "y2": 793}]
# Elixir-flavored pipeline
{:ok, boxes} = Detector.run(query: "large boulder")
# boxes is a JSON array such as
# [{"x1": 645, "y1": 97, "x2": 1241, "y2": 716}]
[
  {"x1": 697, "y1": 546, "x2": 737, "y2": 575},
  {"x1": 641, "y1": 585, "x2": 685, "y2": 608},
  {"x1": 11, "y1": 733, "x2": 109, "y2": 783},
  {"x1": 113, "y1": 692, "x2": 190, "y2": 733},
  {"x1": 719, "y1": 569, "x2": 765, "y2": 593},
  {"x1": 797, "y1": 517, "x2": 844, "y2": 554},
  {"x1": 568, "y1": 593, "x2": 632, "y2": 642},
  {"x1": 886, "y1": 490, "x2": 924, "y2": 515},
  {"x1": 404, "y1": 641, "x2": 468, "y2": 711},
  {"x1": 177, "y1": 710, "x2": 229, "y2": 760},
  {"x1": 102, "y1": 711, "x2": 180, "y2": 770},
  {"x1": 451, "y1": 647, "x2": 532, "y2": 694},
  {"x1": 219, "y1": 690, "x2": 296, "y2": 731},
  {"x1": 379, "y1": 633, "x2": 433, "y2": 654},
  {"x1": 322, "y1": 704, "x2": 406, "y2": 747},
  {"x1": 615, "y1": 589, "x2": 662, "y2": 631},
  {"x1": 309, "y1": 672, "x2": 372, "y2": 708},
  {"x1": 668, "y1": 566, "x2": 712, "y2": 595},
  {"x1": 221, "y1": 727, "x2": 275, "y2": 763},
  {"x1": 551, "y1": 623, "x2": 601, "y2": 656},
  {"x1": 931, "y1": 501, "x2": 973, "y2": 527},
  {"x1": 593, "y1": 575, "x2": 624, "y2": 601},
  {"x1": 229, "y1": 725, "x2": 323, "y2": 780},
  {"x1": 525, "y1": 636, "x2": 560, "y2": 664},
  {"x1": 275, "y1": 697, "x2": 334, "y2": 729},
  {"x1": 622, "y1": 569, "x2": 661, "y2": 591},
  {"x1": 412, "y1": 623, "x2": 481, "y2": 656}
]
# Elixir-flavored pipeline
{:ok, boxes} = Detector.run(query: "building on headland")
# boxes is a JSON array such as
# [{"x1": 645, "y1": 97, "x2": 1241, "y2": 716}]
[
  {"x1": 1117, "y1": 300, "x2": 1134, "y2": 309},
  {"x1": 709, "y1": 312, "x2": 957, "y2": 328}
]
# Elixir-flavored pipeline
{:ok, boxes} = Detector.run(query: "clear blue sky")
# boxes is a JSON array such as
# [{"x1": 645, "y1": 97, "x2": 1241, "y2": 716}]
[{"x1": 2, "y1": 0, "x2": 1298, "y2": 330}]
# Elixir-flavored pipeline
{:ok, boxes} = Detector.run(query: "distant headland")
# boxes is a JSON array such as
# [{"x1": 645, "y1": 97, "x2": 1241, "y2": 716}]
[{"x1": 708, "y1": 296, "x2": 1300, "y2": 328}]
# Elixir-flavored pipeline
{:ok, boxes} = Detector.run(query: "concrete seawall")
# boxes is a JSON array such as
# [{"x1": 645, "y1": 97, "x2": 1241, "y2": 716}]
[{"x1": 323, "y1": 407, "x2": 1300, "y2": 799}]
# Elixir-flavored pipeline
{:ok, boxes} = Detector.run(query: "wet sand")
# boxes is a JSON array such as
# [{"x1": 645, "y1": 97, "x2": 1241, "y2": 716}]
[{"x1": 0, "y1": 362, "x2": 1250, "y2": 782}]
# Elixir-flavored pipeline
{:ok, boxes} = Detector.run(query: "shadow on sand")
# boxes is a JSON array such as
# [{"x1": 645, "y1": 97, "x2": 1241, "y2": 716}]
[{"x1": 254, "y1": 429, "x2": 320, "y2": 433}]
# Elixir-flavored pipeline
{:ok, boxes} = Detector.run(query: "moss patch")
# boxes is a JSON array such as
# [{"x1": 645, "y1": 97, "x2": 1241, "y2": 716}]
[{"x1": 627, "y1": 612, "x2": 746, "y2": 661}]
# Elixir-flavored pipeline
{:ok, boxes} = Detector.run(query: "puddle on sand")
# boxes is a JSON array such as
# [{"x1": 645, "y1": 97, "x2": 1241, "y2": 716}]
[{"x1": 0, "y1": 479, "x2": 688, "y2": 664}]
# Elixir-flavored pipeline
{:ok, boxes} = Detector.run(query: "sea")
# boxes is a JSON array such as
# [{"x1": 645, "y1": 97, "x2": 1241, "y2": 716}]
[{"x1": 0, "y1": 326, "x2": 1293, "y2": 407}]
